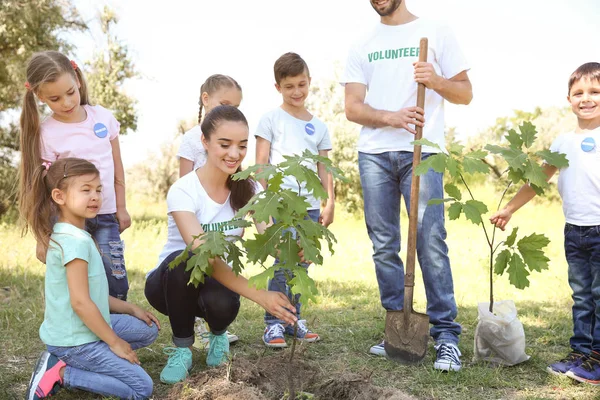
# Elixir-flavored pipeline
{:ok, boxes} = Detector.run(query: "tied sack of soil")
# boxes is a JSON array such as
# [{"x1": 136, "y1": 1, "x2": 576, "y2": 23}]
[{"x1": 473, "y1": 300, "x2": 530, "y2": 366}]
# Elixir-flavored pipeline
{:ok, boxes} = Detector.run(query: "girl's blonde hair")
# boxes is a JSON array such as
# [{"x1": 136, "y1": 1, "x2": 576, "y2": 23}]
[
  {"x1": 21, "y1": 158, "x2": 99, "y2": 250},
  {"x1": 198, "y1": 74, "x2": 242, "y2": 124},
  {"x1": 19, "y1": 51, "x2": 90, "y2": 235}
]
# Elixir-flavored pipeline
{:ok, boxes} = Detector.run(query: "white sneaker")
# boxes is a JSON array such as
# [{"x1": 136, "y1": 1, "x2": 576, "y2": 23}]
[
  {"x1": 369, "y1": 340, "x2": 387, "y2": 356},
  {"x1": 193, "y1": 318, "x2": 239, "y2": 350},
  {"x1": 434, "y1": 343, "x2": 462, "y2": 372}
]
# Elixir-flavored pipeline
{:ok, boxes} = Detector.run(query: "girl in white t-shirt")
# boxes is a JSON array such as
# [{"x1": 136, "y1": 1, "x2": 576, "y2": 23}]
[
  {"x1": 178, "y1": 74, "x2": 243, "y2": 176},
  {"x1": 19, "y1": 51, "x2": 130, "y2": 300},
  {"x1": 177, "y1": 74, "x2": 243, "y2": 347},
  {"x1": 145, "y1": 105, "x2": 297, "y2": 385}
]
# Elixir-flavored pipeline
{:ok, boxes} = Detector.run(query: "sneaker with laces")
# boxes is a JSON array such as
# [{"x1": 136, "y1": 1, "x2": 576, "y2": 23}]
[
  {"x1": 284, "y1": 320, "x2": 320, "y2": 342},
  {"x1": 368, "y1": 340, "x2": 387, "y2": 357},
  {"x1": 25, "y1": 351, "x2": 65, "y2": 400},
  {"x1": 263, "y1": 323, "x2": 287, "y2": 348},
  {"x1": 194, "y1": 318, "x2": 238, "y2": 349},
  {"x1": 160, "y1": 347, "x2": 193, "y2": 384},
  {"x1": 566, "y1": 351, "x2": 600, "y2": 385},
  {"x1": 434, "y1": 343, "x2": 462, "y2": 372},
  {"x1": 547, "y1": 351, "x2": 587, "y2": 376},
  {"x1": 206, "y1": 332, "x2": 230, "y2": 367}
]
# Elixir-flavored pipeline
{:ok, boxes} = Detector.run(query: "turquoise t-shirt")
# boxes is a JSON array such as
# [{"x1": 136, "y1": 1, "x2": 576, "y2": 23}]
[{"x1": 39, "y1": 222, "x2": 111, "y2": 346}]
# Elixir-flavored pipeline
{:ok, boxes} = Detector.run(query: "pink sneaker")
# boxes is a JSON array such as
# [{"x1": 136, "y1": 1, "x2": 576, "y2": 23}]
[{"x1": 26, "y1": 351, "x2": 65, "y2": 399}]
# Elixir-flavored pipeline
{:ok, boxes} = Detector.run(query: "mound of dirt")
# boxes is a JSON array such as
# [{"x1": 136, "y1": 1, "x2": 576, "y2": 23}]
[{"x1": 168, "y1": 354, "x2": 417, "y2": 400}]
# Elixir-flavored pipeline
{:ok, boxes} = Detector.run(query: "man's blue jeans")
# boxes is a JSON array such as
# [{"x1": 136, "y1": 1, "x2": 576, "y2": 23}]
[
  {"x1": 264, "y1": 209, "x2": 321, "y2": 325},
  {"x1": 47, "y1": 314, "x2": 159, "y2": 399},
  {"x1": 358, "y1": 151, "x2": 461, "y2": 345},
  {"x1": 86, "y1": 214, "x2": 129, "y2": 300},
  {"x1": 564, "y1": 223, "x2": 600, "y2": 354}
]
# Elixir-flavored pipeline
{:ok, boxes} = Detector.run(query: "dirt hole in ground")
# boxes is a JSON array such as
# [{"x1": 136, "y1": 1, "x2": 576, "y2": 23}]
[{"x1": 167, "y1": 354, "x2": 417, "y2": 400}]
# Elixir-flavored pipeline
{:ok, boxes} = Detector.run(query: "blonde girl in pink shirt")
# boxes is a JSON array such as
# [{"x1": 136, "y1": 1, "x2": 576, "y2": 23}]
[{"x1": 19, "y1": 51, "x2": 130, "y2": 300}]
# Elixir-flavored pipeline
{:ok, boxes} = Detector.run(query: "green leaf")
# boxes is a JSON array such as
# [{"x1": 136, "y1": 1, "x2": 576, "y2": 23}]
[
  {"x1": 414, "y1": 153, "x2": 446, "y2": 175},
  {"x1": 279, "y1": 190, "x2": 312, "y2": 218},
  {"x1": 463, "y1": 200, "x2": 488, "y2": 225},
  {"x1": 485, "y1": 145, "x2": 527, "y2": 172},
  {"x1": 224, "y1": 239, "x2": 245, "y2": 276},
  {"x1": 523, "y1": 160, "x2": 549, "y2": 191},
  {"x1": 265, "y1": 172, "x2": 285, "y2": 192},
  {"x1": 428, "y1": 198, "x2": 455, "y2": 205},
  {"x1": 248, "y1": 267, "x2": 276, "y2": 289},
  {"x1": 242, "y1": 191, "x2": 284, "y2": 223},
  {"x1": 494, "y1": 249, "x2": 511, "y2": 275},
  {"x1": 465, "y1": 149, "x2": 488, "y2": 159},
  {"x1": 447, "y1": 143, "x2": 465, "y2": 156},
  {"x1": 444, "y1": 183, "x2": 462, "y2": 200},
  {"x1": 462, "y1": 157, "x2": 489, "y2": 175},
  {"x1": 447, "y1": 202, "x2": 462, "y2": 220},
  {"x1": 505, "y1": 128, "x2": 523, "y2": 149},
  {"x1": 278, "y1": 231, "x2": 301, "y2": 267},
  {"x1": 412, "y1": 138, "x2": 441, "y2": 151},
  {"x1": 446, "y1": 157, "x2": 460, "y2": 179},
  {"x1": 516, "y1": 232, "x2": 550, "y2": 274},
  {"x1": 507, "y1": 253, "x2": 530, "y2": 289},
  {"x1": 298, "y1": 234, "x2": 323, "y2": 265},
  {"x1": 505, "y1": 227, "x2": 519, "y2": 247},
  {"x1": 519, "y1": 121, "x2": 537, "y2": 148},
  {"x1": 288, "y1": 266, "x2": 319, "y2": 304},
  {"x1": 535, "y1": 150, "x2": 570, "y2": 169},
  {"x1": 507, "y1": 168, "x2": 523, "y2": 184},
  {"x1": 244, "y1": 225, "x2": 284, "y2": 264}
]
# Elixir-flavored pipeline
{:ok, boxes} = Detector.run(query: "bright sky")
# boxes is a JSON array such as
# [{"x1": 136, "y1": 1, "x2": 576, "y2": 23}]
[{"x1": 69, "y1": 0, "x2": 600, "y2": 167}]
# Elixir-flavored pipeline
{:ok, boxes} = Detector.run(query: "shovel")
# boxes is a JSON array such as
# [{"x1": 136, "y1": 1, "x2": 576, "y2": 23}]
[{"x1": 384, "y1": 37, "x2": 430, "y2": 364}]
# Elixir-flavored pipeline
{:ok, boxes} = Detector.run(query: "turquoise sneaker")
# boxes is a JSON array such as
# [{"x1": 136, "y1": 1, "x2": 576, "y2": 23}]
[
  {"x1": 206, "y1": 332, "x2": 229, "y2": 367},
  {"x1": 160, "y1": 347, "x2": 192, "y2": 384}
]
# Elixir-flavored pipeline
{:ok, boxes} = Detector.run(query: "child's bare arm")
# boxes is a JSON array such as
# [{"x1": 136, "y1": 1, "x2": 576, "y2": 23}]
[
  {"x1": 490, "y1": 164, "x2": 558, "y2": 230},
  {"x1": 317, "y1": 150, "x2": 335, "y2": 227},
  {"x1": 110, "y1": 138, "x2": 131, "y2": 233},
  {"x1": 255, "y1": 137, "x2": 271, "y2": 189},
  {"x1": 179, "y1": 158, "x2": 194, "y2": 177}
]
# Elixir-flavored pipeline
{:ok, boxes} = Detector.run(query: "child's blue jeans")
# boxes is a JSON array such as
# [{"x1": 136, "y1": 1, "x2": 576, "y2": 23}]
[
  {"x1": 565, "y1": 223, "x2": 600, "y2": 354},
  {"x1": 86, "y1": 214, "x2": 129, "y2": 300},
  {"x1": 265, "y1": 209, "x2": 320, "y2": 325},
  {"x1": 47, "y1": 314, "x2": 158, "y2": 400}
]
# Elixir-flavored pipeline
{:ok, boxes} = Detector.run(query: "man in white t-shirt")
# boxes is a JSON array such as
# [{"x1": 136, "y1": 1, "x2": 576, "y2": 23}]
[{"x1": 341, "y1": 0, "x2": 472, "y2": 371}]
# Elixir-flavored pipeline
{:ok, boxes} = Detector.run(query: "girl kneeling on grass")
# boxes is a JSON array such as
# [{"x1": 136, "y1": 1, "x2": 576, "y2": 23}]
[
  {"x1": 23, "y1": 158, "x2": 160, "y2": 400},
  {"x1": 144, "y1": 105, "x2": 297, "y2": 384}
]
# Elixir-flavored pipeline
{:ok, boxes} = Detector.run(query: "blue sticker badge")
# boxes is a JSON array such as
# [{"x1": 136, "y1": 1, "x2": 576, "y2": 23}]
[
  {"x1": 305, "y1": 123, "x2": 315, "y2": 136},
  {"x1": 581, "y1": 137, "x2": 596, "y2": 152},
  {"x1": 93, "y1": 123, "x2": 108, "y2": 138}
]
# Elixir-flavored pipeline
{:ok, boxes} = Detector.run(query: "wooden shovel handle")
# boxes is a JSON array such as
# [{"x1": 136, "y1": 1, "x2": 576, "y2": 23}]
[{"x1": 404, "y1": 37, "x2": 428, "y2": 313}]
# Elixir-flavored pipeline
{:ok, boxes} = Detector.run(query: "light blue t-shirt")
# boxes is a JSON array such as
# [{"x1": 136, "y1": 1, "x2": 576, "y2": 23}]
[{"x1": 40, "y1": 222, "x2": 111, "y2": 346}]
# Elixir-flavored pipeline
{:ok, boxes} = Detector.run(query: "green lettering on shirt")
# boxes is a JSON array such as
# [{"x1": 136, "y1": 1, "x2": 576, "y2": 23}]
[{"x1": 367, "y1": 47, "x2": 420, "y2": 63}]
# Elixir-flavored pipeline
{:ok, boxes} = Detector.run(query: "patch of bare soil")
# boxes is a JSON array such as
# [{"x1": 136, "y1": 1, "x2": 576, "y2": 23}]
[{"x1": 167, "y1": 354, "x2": 417, "y2": 400}]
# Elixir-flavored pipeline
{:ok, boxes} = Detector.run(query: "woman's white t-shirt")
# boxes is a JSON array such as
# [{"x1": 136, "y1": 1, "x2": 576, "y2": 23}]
[
  {"x1": 177, "y1": 125, "x2": 207, "y2": 169},
  {"x1": 148, "y1": 171, "x2": 261, "y2": 276}
]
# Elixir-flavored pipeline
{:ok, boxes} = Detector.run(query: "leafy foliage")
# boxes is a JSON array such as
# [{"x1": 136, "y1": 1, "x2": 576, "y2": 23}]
[
  {"x1": 169, "y1": 151, "x2": 346, "y2": 307},
  {"x1": 414, "y1": 122, "x2": 568, "y2": 305}
]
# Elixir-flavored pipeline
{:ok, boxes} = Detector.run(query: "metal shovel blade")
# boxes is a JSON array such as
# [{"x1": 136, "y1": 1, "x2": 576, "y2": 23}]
[{"x1": 384, "y1": 309, "x2": 429, "y2": 364}]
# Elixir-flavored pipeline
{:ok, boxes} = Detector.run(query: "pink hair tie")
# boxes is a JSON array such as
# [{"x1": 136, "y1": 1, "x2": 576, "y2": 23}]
[
  {"x1": 24, "y1": 82, "x2": 31, "y2": 91},
  {"x1": 70, "y1": 60, "x2": 78, "y2": 70},
  {"x1": 42, "y1": 161, "x2": 52, "y2": 171}
]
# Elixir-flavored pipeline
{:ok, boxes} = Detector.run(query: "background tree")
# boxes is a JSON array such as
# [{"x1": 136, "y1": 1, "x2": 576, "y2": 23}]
[{"x1": 85, "y1": 6, "x2": 138, "y2": 134}]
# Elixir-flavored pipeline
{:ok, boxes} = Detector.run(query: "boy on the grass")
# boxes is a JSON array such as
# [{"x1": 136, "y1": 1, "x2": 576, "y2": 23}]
[
  {"x1": 491, "y1": 62, "x2": 600, "y2": 385},
  {"x1": 255, "y1": 52, "x2": 335, "y2": 348}
]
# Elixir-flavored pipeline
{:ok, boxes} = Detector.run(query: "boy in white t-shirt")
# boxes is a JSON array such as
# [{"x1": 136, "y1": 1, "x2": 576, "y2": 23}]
[
  {"x1": 341, "y1": 0, "x2": 472, "y2": 371},
  {"x1": 491, "y1": 62, "x2": 600, "y2": 385},
  {"x1": 255, "y1": 52, "x2": 335, "y2": 348}
]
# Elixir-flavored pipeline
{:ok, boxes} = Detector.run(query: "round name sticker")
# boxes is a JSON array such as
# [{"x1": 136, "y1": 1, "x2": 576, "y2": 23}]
[
  {"x1": 93, "y1": 123, "x2": 108, "y2": 138},
  {"x1": 581, "y1": 137, "x2": 596, "y2": 152},
  {"x1": 305, "y1": 123, "x2": 315, "y2": 136}
]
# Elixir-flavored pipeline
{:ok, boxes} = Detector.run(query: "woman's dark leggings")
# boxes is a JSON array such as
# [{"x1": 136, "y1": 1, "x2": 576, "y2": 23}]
[{"x1": 144, "y1": 250, "x2": 240, "y2": 348}]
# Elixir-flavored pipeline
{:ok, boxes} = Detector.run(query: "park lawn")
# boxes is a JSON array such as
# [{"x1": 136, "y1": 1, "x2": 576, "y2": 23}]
[{"x1": 0, "y1": 190, "x2": 597, "y2": 400}]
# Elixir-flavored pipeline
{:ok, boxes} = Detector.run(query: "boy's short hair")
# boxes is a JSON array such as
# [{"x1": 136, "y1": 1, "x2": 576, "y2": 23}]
[
  {"x1": 568, "y1": 62, "x2": 600, "y2": 94},
  {"x1": 274, "y1": 52, "x2": 310, "y2": 85}
]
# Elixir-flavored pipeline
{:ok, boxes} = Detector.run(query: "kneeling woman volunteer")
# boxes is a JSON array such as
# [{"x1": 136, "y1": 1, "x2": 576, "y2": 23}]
[{"x1": 145, "y1": 105, "x2": 297, "y2": 384}]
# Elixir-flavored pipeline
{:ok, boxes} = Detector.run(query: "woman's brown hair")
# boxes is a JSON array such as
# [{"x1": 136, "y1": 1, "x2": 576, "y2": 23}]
[
  {"x1": 200, "y1": 105, "x2": 256, "y2": 212},
  {"x1": 19, "y1": 51, "x2": 90, "y2": 236}
]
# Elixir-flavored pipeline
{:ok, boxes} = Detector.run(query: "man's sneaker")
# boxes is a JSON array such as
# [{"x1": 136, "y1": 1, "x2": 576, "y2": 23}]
[
  {"x1": 25, "y1": 351, "x2": 65, "y2": 400},
  {"x1": 434, "y1": 343, "x2": 462, "y2": 372},
  {"x1": 284, "y1": 320, "x2": 320, "y2": 342},
  {"x1": 566, "y1": 351, "x2": 600, "y2": 385},
  {"x1": 368, "y1": 340, "x2": 387, "y2": 357},
  {"x1": 160, "y1": 347, "x2": 192, "y2": 384},
  {"x1": 206, "y1": 332, "x2": 230, "y2": 367},
  {"x1": 263, "y1": 323, "x2": 287, "y2": 348},
  {"x1": 546, "y1": 351, "x2": 587, "y2": 376},
  {"x1": 193, "y1": 318, "x2": 238, "y2": 349}
]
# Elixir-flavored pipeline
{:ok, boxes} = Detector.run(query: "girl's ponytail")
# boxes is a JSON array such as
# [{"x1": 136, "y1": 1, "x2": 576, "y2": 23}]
[{"x1": 73, "y1": 65, "x2": 90, "y2": 105}]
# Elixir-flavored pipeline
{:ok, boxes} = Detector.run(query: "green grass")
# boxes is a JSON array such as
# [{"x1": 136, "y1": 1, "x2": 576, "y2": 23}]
[{"x1": 1, "y1": 188, "x2": 599, "y2": 399}]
